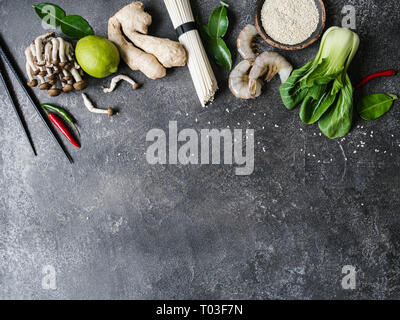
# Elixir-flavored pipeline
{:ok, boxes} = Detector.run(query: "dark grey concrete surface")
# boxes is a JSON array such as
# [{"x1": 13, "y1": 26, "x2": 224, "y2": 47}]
[{"x1": 0, "y1": 0, "x2": 399, "y2": 300}]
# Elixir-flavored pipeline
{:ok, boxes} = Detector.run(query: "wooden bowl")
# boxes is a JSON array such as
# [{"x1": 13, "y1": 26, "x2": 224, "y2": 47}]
[{"x1": 255, "y1": 0, "x2": 326, "y2": 51}]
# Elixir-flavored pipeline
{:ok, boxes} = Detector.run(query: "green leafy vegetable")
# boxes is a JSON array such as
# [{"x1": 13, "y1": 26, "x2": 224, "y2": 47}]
[
  {"x1": 299, "y1": 82, "x2": 337, "y2": 124},
  {"x1": 280, "y1": 27, "x2": 360, "y2": 139},
  {"x1": 32, "y1": 3, "x2": 94, "y2": 39},
  {"x1": 280, "y1": 61, "x2": 312, "y2": 110},
  {"x1": 319, "y1": 74, "x2": 354, "y2": 139},
  {"x1": 60, "y1": 15, "x2": 94, "y2": 39},
  {"x1": 201, "y1": 2, "x2": 232, "y2": 71},
  {"x1": 357, "y1": 93, "x2": 398, "y2": 121},
  {"x1": 201, "y1": 26, "x2": 232, "y2": 71},
  {"x1": 33, "y1": 3, "x2": 65, "y2": 27},
  {"x1": 208, "y1": 2, "x2": 229, "y2": 38}
]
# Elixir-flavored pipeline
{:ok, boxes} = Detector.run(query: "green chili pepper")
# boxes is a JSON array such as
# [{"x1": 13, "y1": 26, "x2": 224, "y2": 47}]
[{"x1": 41, "y1": 104, "x2": 80, "y2": 137}]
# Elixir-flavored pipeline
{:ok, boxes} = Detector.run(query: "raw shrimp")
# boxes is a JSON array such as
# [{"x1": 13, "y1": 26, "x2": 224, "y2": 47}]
[
  {"x1": 229, "y1": 60, "x2": 262, "y2": 99},
  {"x1": 248, "y1": 51, "x2": 293, "y2": 96},
  {"x1": 237, "y1": 25, "x2": 259, "y2": 61}
]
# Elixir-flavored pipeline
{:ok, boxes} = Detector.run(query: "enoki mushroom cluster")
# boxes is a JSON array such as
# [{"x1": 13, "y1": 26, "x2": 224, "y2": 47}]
[{"x1": 25, "y1": 32, "x2": 88, "y2": 97}]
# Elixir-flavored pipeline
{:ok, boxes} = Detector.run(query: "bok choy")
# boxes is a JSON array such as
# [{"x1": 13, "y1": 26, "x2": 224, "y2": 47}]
[{"x1": 280, "y1": 27, "x2": 360, "y2": 139}]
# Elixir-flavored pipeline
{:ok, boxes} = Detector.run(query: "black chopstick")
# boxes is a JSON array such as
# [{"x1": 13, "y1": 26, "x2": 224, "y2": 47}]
[
  {"x1": 0, "y1": 60, "x2": 37, "y2": 156},
  {"x1": 0, "y1": 34, "x2": 73, "y2": 164}
]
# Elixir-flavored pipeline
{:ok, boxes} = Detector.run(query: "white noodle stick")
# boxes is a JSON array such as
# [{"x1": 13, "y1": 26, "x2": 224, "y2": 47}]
[{"x1": 164, "y1": 0, "x2": 218, "y2": 107}]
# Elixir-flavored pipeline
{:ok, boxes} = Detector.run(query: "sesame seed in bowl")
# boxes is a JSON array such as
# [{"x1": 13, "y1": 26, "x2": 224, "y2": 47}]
[{"x1": 255, "y1": 0, "x2": 326, "y2": 50}]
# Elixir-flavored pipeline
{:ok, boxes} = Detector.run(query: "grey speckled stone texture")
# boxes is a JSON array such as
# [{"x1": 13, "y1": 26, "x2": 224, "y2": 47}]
[{"x1": 0, "y1": 0, "x2": 399, "y2": 300}]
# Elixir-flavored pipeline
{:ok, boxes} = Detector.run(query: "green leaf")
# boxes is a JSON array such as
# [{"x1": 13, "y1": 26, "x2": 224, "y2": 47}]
[
  {"x1": 32, "y1": 3, "x2": 66, "y2": 27},
  {"x1": 357, "y1": 93, "x2": 398, "y2": 121},
  {"x1": 207, "y1": 37, "x2": 232, "y2": 71},
  {"x1": 280, "y1": 61, "x2": 312, "y2": 110},
  {"x1": 60, "y1": 15, "x2": 94, "y2": 39},
  {"x1": 299, "y1": 84, "x2": 337, "y2": 124},
  {"x1": 319, "y1": 74, "x2": 354, "y2": 139},
  {"x1": 208, "y1": 2, "x2": 229, "y2": 38},
  {"x1": 199, "y1": 25, "x2": 211, "y2": 39},
  {"x1": 304, "y1": 58, "x2": 343, "y2": 87}
]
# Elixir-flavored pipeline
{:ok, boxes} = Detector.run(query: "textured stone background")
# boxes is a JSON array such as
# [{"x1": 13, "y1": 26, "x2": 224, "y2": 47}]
[{"x1": 0, "y1": 0, "x2": 399, "y2": 299}]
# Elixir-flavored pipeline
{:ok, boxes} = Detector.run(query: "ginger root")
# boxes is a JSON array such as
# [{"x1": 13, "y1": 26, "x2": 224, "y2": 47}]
[
  {"x1": 113, "y1": 2, "x2": 152, "y2": 35},
  {"x1": 108, "y1": 1, "x2": 187, "y2": 80},
  {"x1": 126, "y1": 32, "x2": 187, "y2": 69},
  {"x1": 108, "y1": 17, "x2": 166, "y2": 79}
]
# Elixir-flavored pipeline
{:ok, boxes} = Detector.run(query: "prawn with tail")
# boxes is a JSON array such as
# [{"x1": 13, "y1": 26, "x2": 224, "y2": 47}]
[
  {"x1": 237, "y1": 24, "x2": 259, "y2": 61},
  {"x1": 229, "y1": 60, "x2": 262, "y2": 99},
  {"x1": 248, "y1": 51, "x2": 293, "y2": 96},
  {"x1": 229, "y1": 25, "x2": 293, "y2": 99}
]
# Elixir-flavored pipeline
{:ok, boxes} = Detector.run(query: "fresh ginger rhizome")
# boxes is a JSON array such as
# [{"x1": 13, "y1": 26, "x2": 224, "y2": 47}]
[{"x1": 146, "y1": 121, "x2": 254, "y2": 176}]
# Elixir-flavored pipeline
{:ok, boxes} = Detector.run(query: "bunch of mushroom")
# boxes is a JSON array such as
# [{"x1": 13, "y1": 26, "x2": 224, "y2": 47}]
[{"x1": 25, "y1": 32, "x2": 88, "y2": 97}]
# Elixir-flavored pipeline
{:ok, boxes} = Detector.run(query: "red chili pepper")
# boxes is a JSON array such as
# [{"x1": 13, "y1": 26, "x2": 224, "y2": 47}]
[
  {"x1": 43, "y1": 109, "x2": 80, "y2": 149},
  {"x1": 355, "y1": 70, "x2": 397, "y2": 90}
]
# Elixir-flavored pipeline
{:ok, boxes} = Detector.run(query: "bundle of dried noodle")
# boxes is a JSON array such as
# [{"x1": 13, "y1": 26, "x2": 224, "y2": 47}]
[{"x1": 164, "y1": 0, "x2": 218, "y2": 107}]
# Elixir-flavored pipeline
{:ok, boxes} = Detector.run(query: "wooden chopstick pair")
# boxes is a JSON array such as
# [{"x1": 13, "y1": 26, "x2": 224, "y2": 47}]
[{"x1": 0, "y1": 34, "x2": 73, "y2": 164}]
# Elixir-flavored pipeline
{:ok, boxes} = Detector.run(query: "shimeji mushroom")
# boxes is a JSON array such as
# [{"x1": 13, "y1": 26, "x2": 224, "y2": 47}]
[
  {"x1": 71, "y1": 68, "x2": 88, "y2": 90},
  {"x1": 63, "y1": 81, "x2": 74, "y2": 93},
  {"x1": 64, "y1": 62, "x2": 74, "y2": 71},
  {"x1": 28, "y1": 42, "x2": 50, "y2": 90},
  {"x1": 46, "y1": 67, "x2": 57, "y2": 81},
  {"x1": 28, "y1": 44, "x2": 41, "y2": 76},
  {"x1": 103, "y1": 75, "x2": 140, "y2": 93},
  {"x1": 82, "y1": 93, "x2": 114, "y2": 117},
  {"x1": 51, "y1": 38, "x2": 60, "y2": 66},
  {"x1": 35, "y1": 32, "x2": 55, "y2": 66},
  {"x1": 58, "y1": 37, "x2": 68, "y2": 67},
  {"x1": 65, "y1": 42, "x2": 74, "y2": 61},
  {"x1": 59, "y1": 74, "x2": 74, "y2": 93},
  {"x1": 62, "y1": 69, "x2": 72, "y2": 82},
  {"x1": 50, "y1": 38, "x2": 62, "y2": 74},
  {"x1": 34, "y1": 64, "x2": 47, "y2": 77},
  {"x1": 26, "y1": 62, "x2": 38, "y2": 87},
  {"x1": 47, "y1": 84, "x2": 62, "y2": 97},
  {"x1": 25, "y1": 46, "x2": 39, "y2": 79},
  {"x1": 25, "y1": 34, "x2": 86, "y2": 95},
  {"x1": 38, "y1": 74, "x2": 51, "y2": 90},
  {"x1": 44, "y1": 42, "x2": 52, "y2": 66},
  {"x1": 48, "y1": 78, "x2": 57, "y2": 86}
]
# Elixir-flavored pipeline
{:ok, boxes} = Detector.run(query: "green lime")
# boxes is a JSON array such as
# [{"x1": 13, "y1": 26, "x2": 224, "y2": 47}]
[{"x1": 75, "y1": 36, "x2": 120, "y2": 78}]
